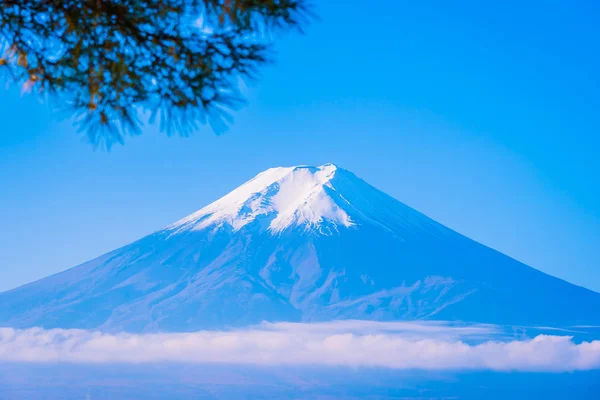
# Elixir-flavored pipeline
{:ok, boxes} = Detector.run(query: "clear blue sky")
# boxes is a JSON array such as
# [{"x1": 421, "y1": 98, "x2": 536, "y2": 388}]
[{"x1": 0, "y1": 0, "x2": 598, "y2": 293}]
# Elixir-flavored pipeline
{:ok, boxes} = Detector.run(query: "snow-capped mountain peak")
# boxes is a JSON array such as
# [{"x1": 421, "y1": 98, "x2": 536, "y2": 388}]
[
  {"x1": 3, "y1": 163, "x2": 600, "y2": 333},
  {"x1": 168, "y1": 163, "x2": 354, "y2": 234}
]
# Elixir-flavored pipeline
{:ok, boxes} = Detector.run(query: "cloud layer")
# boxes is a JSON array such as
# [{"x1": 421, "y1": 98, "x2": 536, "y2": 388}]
[{"x1": 1, "y1": 321, "x2": 599, "y2": 372}]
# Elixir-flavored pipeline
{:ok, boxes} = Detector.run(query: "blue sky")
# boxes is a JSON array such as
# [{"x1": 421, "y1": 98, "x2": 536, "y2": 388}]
[{"x1": 0, "y1": 0, "x2": 598, "y2": 293}]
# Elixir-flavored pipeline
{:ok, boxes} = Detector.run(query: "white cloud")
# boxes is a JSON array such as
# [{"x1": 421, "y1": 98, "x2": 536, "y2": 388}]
[
  {"x1": 0, "y1": 321, "x2": 599, "y2": 372},
  {"x1": 261, "y1": 320, "x2": 499, "y2": 338}
]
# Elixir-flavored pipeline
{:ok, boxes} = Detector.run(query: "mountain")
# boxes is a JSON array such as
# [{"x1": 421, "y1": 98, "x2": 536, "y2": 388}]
[{"x1": 1, "y1": 163, "x2": 599, "y2": 332}]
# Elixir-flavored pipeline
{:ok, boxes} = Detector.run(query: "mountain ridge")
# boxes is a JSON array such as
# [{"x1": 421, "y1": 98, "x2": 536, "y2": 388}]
[{"x1": 1, "y1": 163, "x2": 599, "y2": 332}]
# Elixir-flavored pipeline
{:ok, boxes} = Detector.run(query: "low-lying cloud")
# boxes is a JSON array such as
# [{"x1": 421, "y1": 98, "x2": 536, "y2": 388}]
[{"x1": 1, "y1": 321, "x2": 599, "y2": 372}]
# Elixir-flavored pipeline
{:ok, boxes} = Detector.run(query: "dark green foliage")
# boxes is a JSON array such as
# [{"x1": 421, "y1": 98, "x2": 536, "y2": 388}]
[{"x1": 0, "y1": 0, "x2": 310, "y2": 147}]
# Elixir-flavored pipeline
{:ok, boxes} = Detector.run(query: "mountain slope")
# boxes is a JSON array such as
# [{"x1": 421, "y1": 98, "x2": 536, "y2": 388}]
[{"x1": 1, "y1": 164, "x2": 599, "y2": 332}]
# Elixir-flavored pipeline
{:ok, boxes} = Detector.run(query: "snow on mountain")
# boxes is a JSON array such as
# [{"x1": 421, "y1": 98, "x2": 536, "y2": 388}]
[
  {"x1": 167, "y1": 163, "x2": 444, "y2": 237},
  {"x1": 1, "y1": 163, "x2": 599, "y2": 332},
  {"x1": 168, "y1": 164, "x2": 354, "y2": 235}
]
